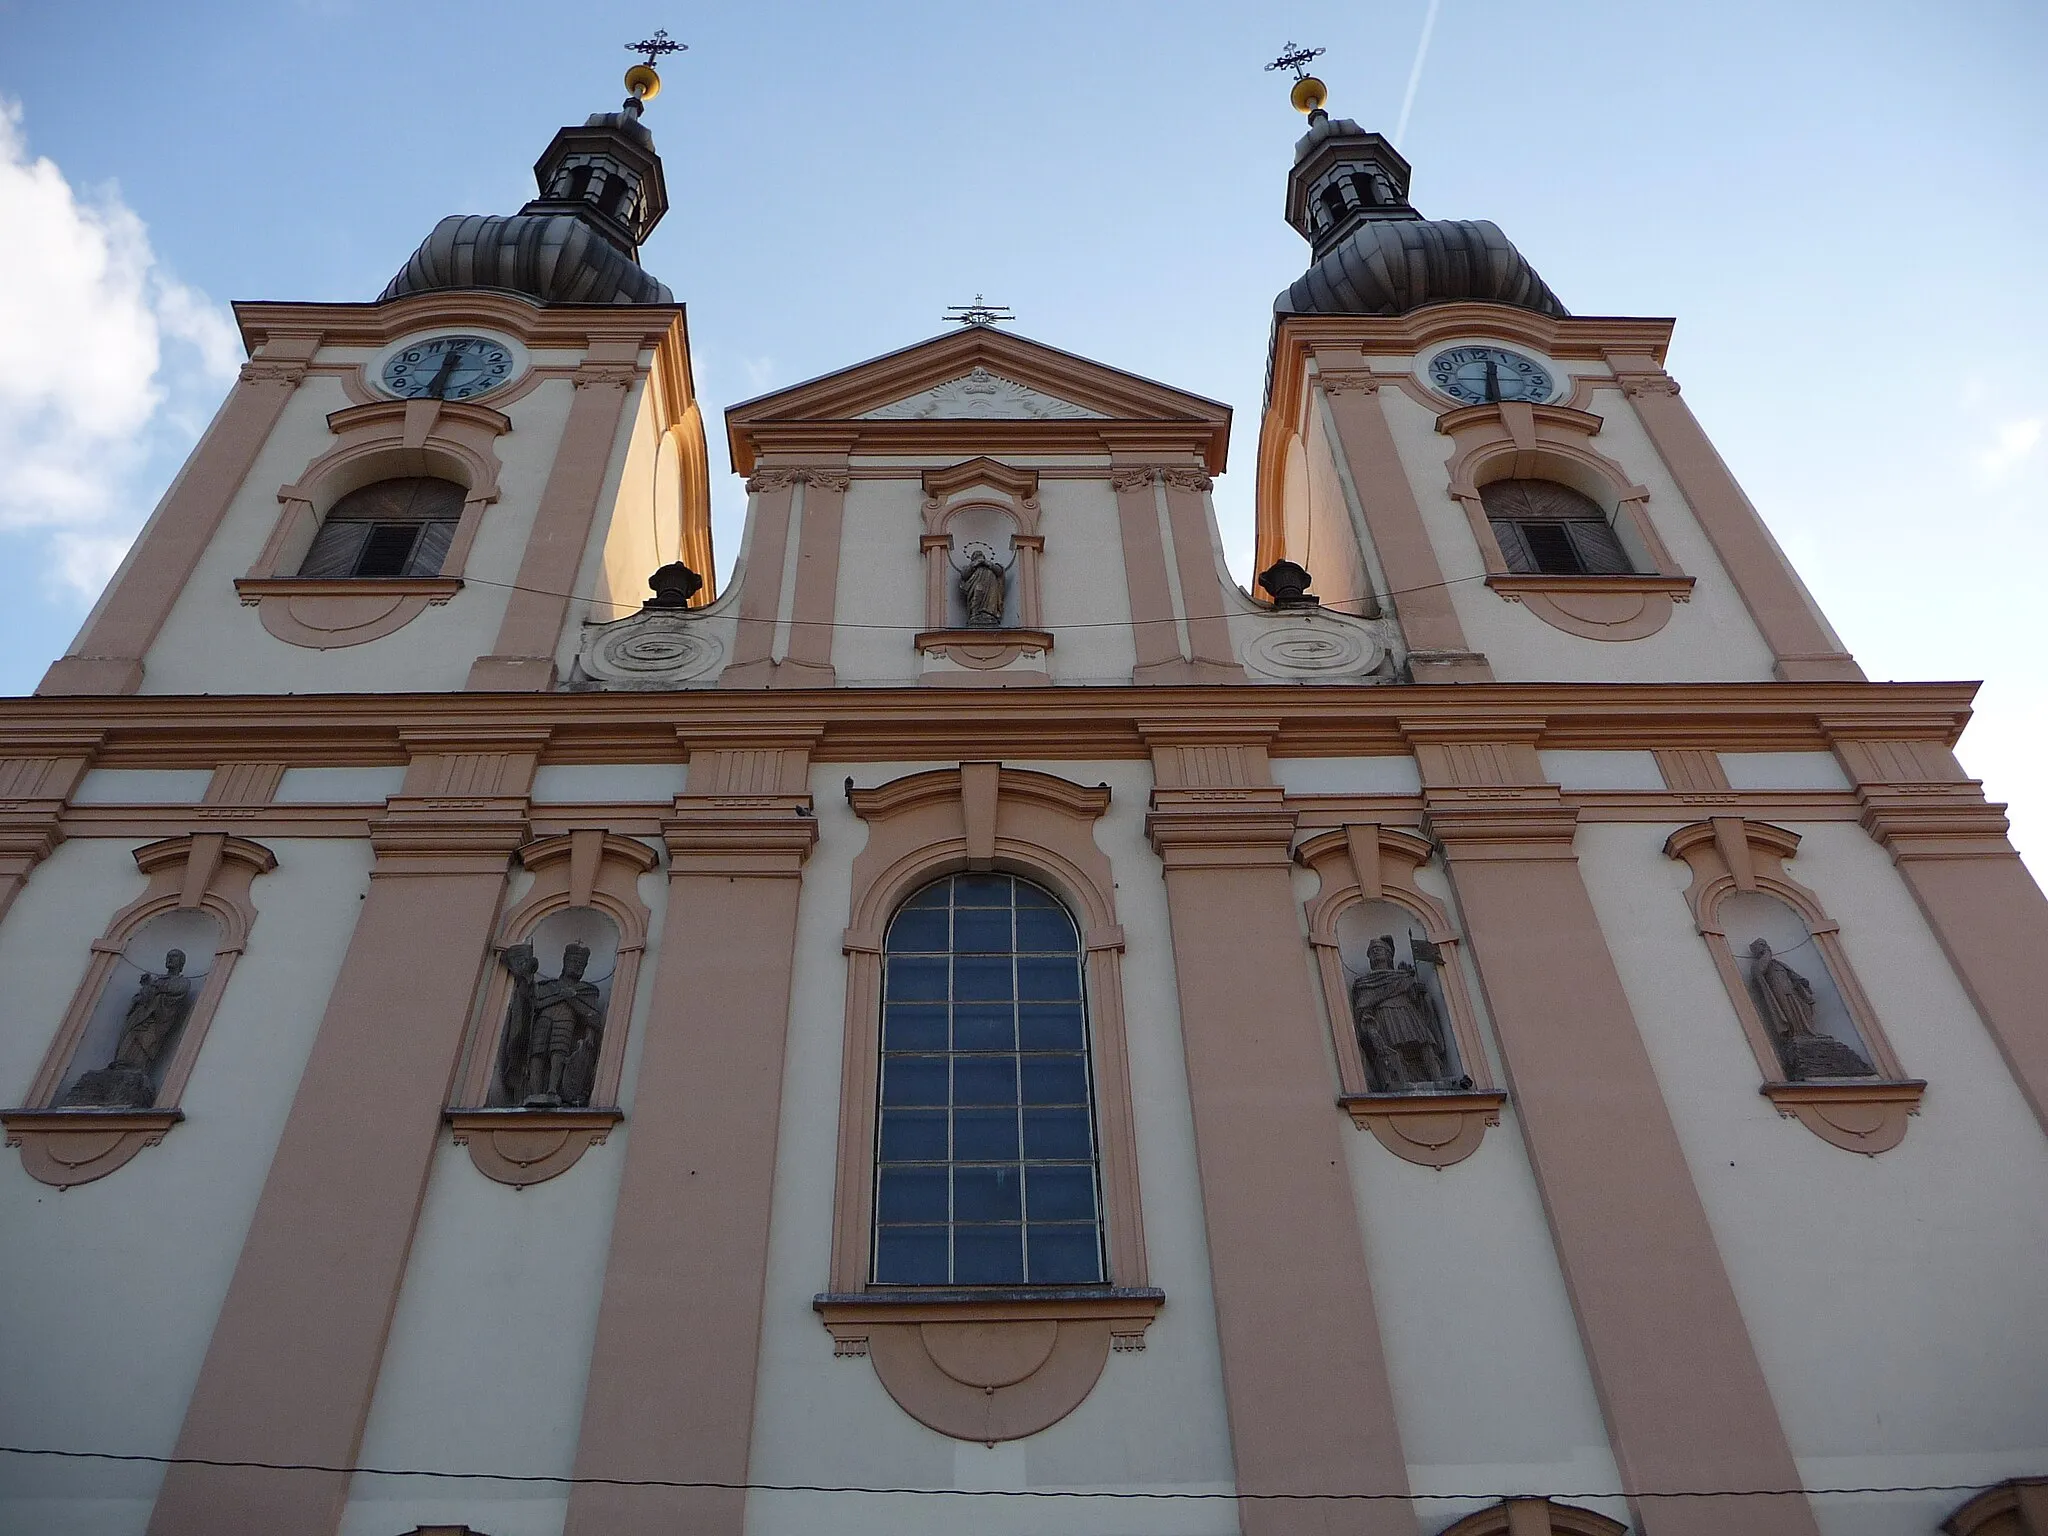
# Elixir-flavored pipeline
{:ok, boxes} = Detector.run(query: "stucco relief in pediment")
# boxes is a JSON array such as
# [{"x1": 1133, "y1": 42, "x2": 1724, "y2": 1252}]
[{"x1": 860, "y1": 367, "x2": 1108, "y2": 421}]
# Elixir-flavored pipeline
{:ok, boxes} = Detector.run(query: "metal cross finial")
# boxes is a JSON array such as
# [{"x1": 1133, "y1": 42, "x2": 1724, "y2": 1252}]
[
  {"x1": 626, "y1": 29, "x2": 686, "y2": 68},
  {"x1": 943, "y1": 294, "x2": 1016, "y2": 328},
  {"x1": 1265, "y1": 42, "x2": 1325, "y2": 80}
]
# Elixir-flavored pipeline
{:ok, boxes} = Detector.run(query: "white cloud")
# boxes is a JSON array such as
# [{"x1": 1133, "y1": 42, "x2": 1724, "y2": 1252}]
[
  {"x1": 0, "y1": 99, "x2": 238, "y2": 594},
  {"x1": 1978, "y1": 417, "x2": 2044, "y2": 487}
]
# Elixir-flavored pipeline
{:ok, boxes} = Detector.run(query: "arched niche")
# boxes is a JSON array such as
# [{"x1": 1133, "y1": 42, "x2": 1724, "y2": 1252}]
[
  {"x1": 5, "y1": 833, "x2": 274, "y2": 1187},
  {"x1": 446, "y1": 829, "x2": 657, "y2": 1187},
  {"x1": 1666, "y1": 817, "x2": 1923, "y2": 1154},
  {"x1": 914, "y1": 461, "x2": 1051, "y2": 684},
  {"x1": 1297, "y1": 824, "x2": 1506, "y2": 1168},
  {"x1": 235, "y1": 397, "x2": 510, "y2": 648}
]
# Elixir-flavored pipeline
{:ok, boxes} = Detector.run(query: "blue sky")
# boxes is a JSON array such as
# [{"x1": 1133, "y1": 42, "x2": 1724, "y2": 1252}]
[{"x1": 1, "y1": 0, "x2": 2043, "y2": 863}]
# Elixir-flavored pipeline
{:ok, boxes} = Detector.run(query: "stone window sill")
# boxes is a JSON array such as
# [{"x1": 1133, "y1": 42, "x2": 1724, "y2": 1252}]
[
  {"x1": 1484, "y1": 574, "x2": 1693, "y2": 642},
  {"x1": 1339, "y1": 1089, "x2": 1508, "y2": 1168},
  {"x1": 445, "y1": 1106, "x2": 622, "y2": 1187},
  {"x1": 1759, "y1": 1078, "x2": 1924, "y2": 1155},
  {"x1": 3, "y1": 1106, "x2": 184, "y2": 1188},
  {"x1": 235, "y1": 576, "x2": 463, "y2": 604},
  {"x1": 816, "y1": 1285, "x2": 1163, "y2": 1324}
]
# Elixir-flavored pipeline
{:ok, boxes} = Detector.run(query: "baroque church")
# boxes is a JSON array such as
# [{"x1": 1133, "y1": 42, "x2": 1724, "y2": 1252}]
[{"x1": 3, "y1": 47, "x2": 2046, "y2": 1536}]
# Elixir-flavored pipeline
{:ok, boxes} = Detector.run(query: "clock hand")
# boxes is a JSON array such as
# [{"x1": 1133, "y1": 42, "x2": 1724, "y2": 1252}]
[
  {"x1": 1483, "y1": 360, "x2": 1501, "y2": 403},
  {"x1": 424, "y1": 348, "x2": 463, "y2": 399}
]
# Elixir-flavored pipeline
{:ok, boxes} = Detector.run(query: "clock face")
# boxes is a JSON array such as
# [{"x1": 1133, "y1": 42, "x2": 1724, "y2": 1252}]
[
  {"x1": 1426, "y1": 345, "x2": 1556, "y2": 406},
  {"x1": 381, "y1": 335, "x2": 515, "y2": 401}
]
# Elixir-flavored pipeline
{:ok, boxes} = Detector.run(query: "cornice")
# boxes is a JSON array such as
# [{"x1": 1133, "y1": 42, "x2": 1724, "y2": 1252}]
[
  {"x1": 0, "y1": 681, "x2": 1978, "y2": 769},
  {"x1": 234, "y1": 295, "x2": 689, "y2": 353}
]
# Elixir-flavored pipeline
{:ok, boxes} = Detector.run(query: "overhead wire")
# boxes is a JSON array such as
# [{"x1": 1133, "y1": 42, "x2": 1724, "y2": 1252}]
[{"x1": 0, "y1": 1445, "x2": 1994, "y2": 1503}]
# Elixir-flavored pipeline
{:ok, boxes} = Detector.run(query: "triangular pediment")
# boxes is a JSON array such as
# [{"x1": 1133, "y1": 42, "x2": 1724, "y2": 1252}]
[
  {"x1": 859, "y1": 367, "x2": 1107, "y2": 421},
  {"x1": 725, "y1": 327, "x2": 1231, "y2": 472}
]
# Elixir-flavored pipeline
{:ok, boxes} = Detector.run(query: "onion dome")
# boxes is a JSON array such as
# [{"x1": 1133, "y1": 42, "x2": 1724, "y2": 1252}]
[
  {"x1": 381, "y1": 92, "x2": 673, "y2": 307},
  {"x1": 1273, "y1": 115, "x2": 1566, "y2": 319}
]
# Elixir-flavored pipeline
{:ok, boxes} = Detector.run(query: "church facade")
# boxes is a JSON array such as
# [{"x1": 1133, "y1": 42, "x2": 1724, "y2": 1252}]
[{"x1": 2, "y1": 64, "x2": 2046, "y2": 1536}]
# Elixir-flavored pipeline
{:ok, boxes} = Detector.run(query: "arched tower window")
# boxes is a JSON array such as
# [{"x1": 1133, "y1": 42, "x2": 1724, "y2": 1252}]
[
  {"x1": 1480, "y1": 478, "x2": 1633, "y2": 575},
  {"x1": 875, "y1": 872, "x2": 1104, "y2": 1287},
  {"x1": 297, "y1": 476, "x2": 464, "y2": 578}
]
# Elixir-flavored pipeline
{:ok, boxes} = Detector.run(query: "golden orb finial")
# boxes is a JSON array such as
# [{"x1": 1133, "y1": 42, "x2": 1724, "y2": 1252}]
[
  {"x1": 625, "y1": 62, "x2": 663, "y2": 102},
  {"x1": 1265, "y1": 43, "x2": 1330, "y2": 121},
  {"x1": 1290, "y1": 74, "x2": 1328, "y2": 115}
]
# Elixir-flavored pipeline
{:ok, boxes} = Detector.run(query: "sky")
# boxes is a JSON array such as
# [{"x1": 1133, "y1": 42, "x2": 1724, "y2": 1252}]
[{"x1": 0, "y1": 0, "x2": 2043, "y2": 864}]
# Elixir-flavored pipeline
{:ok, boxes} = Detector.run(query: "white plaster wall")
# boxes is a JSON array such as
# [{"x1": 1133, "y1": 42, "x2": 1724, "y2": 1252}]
[
  {"x1": 1272, "y1": 755, "x2": 1423, "y2": 796},
  {"x1": 71, "y1": 768, "x2": 213, "y2": 804},
  {"x1": 0, "y1": 836, "x2": 373, "y2": 1536},
  {"x1": 530, "y1": 763, "x2": 688, "y2": 803},
  {"x1": 1374, "y1": 385, "x2": 1779, "y2": 683},
  {"x1": 1575, "y1": 821, "x2": 2048, "y2": 1535},
  {"x1": 141, "y1": 366, "x2": 579, "y2": 695},
  {"x1": 829, "y1": 478, "x2": 925, "y2": 684},
  {"x1": 1036, "y1": 480, "x2": 1139, "y2": 684},
  {"x1": 275, "y1": 765, "x2": 406, "y2": 803},
  {"x1": 1538, "y1": 749, "x2": 1666, "y2": 791},
  {"x1": 340, "y1": 853, "x2": 669, "y2": 1536},
  {"x1": 1305, "y1": 852, "x2": 1629, "y2": 1531},
  {"x1": 743, "y1": 759, "x2": 1237, "y2": 1536},
  {"x1": 555, "y1": 379, "x2": 660, "y2": 681},
  {"x1": 1719, "y1": 752, "x2": 1853, "y2": 791}
]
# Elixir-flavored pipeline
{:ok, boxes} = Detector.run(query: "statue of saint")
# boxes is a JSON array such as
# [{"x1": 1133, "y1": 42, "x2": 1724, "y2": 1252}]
[
  {"x1": 60, "y1": 949, "x2": 197, "y2": 1108},
  {"x1": 1350, "y1": 935, "x2": 1454, "y2": 1092},
  {"x1": 497, "y1": 941, "x2": 604, "y2": 1107},
  {"x1": 953, "y1": 545, "x2": 1010, "y2": 628},
  {"x1": 1746, "y1": 937, "x2": 1873, "y2": 1079}
]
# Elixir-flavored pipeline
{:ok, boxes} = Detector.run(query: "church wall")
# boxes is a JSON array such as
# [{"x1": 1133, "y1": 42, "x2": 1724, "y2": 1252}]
[
  {"x1": 339, "y1": 847, "x2": 668, "y2": 1536},
  {"x1": 1303, "y1": 388, "x2": 1380, "y2": 616},
  {"x1": 0, "y1": 835, "x2": 373, "y2": 1536},
  {"x1": 743, "y1": 758, "x2": 1239, "y2": 1535},
  {"x1": 1034, "y1": 478, "x2": 1140, "y2": 684},
  {"x1": 138, "y1": 364, "x2": 581, "y2": 695},
  {"x1": 830, "y1": 479, "x2": 928, "y2": 684},
  {"x1": 1370, "y1": 381, "x2": 1781, "y2": 684},
  {"x1": 559, "y1": 376, "x2": 662, "y2": 681},
  {"x1": 1572, "y1": 820, "x2": 2048, "y2": 1534}
]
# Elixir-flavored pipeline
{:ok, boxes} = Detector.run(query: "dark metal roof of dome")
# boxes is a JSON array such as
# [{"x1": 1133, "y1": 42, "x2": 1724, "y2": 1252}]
[
  {"x1": 1273, "y1": 114, "x2": 1566, "y2": 320},
  {"x1": 380, "y1": 97, "x2": 673, "y2": 308}
]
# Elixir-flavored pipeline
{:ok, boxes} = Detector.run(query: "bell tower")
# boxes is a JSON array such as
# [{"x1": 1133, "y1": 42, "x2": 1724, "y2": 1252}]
[{"x1": 38, "y1": 40, "x2": 712, "y2": 698}]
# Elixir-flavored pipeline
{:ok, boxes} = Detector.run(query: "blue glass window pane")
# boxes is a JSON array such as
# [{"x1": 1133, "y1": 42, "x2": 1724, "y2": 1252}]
[
  {"x1": 952, "y1": 874, "x2": 1012, "y2": 906},
  {"x1": 878, "y1": 1166, "x2": 949, "y2": 1222},
  {"x1": 955, "y1": 1225, "x2": 1025, "y2": 1284},
  {"x1": 1026, "y1": 1165, "x2": 1098, "y2": 1222},
  {"x1": 1017, "y1": 956, "x2": 1081, "y2": 1001},
  {"x1": 882, "y1": 1056, "x2": 948, "y2": 1107},
  {"x1": 875, "y1": 1226, "x2": 948, "y2": 1285},
  {"x1": 901, "y1": 883, "x2": 949, "y2": 909},
  {"x1": 953, "y1": 956, "x2": 1013, "y2": 1001},
  {"x1": 1027, "y1": 1226, "x2": 1104, "y2": 1284},
  {"x1": 1013, "y1": 881, "x2": 1060, "y2": 908},
  {"x1": 1022, "y1": 1056, "x2": 1090, "y2": 1106},
  {"x1": 887, "y1": 908, "x2": 949, "y2": 952},
  {"x1": 954, "y1": 1165, "x2": 1022, "y2": 1222},
  {"x1": 953, "y1": 1108, "x2": 1018, "y2": 1161},
  {"x1": 886, "y1": 957, "x2": 948, "y2": 1001},
  {"x1": 1024, "y1": 1107, "x2": 1094, "y2": 1160},
  {"x1": 879, "y1": 1109, "x2": 947, "y2": 1161},
  {"x1": 954, "y1": 1056, "x2": 1019, "y2": 1107},
  {"x1": 1014, "y1": 907, "x2": 1078, "y2": 953},
  {"x1": 952, "y1": 908, "x2": 1012, "y2": 953},
  {"x1": 884, "y1": 1005, "x2": 947, "y2": 1051},
  {"x1": 952, "y1": 1004, "x2": 1015, "y2": 1052},
  {"x1": 1018, "y1": 1004, "x2": 1085, "y2": 1051}
]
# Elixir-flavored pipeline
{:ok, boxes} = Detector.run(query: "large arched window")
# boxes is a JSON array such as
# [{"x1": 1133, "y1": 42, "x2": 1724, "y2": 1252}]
[
  {"x1": 297, "y1": 475, "x2": 463, "y2": 578},
  {"x1": 874, "y1": 872, "x2": 1104, "y2": 1286},
  {"x1": 1480, "y1": 478, "x2": 1632, "y2": 575}
]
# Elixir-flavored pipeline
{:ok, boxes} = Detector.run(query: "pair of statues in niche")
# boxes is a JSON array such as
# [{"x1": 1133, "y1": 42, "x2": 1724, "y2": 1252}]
[
  {"x1": 1745, "y1": 936, "x2": 1874, "y2": 1081},
  {"x1": 495, "y1": 940, "x2": 603, "y2": 1108},
  {"x1": 1350, "y1": 934, "x2": 1470, "y2": 1094},
  {"x1": 58, "y1": 949, "x2": 198, "y2": 1109}
]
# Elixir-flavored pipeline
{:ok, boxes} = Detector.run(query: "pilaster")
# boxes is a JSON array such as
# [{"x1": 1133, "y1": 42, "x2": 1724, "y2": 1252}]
[
  {"x1": 1412, "y1": 723, "x2": 1816, "y2": 1536},
  {"x1": 565, "y1": 727, "x2": 819, "y2": 1536},
  {"x1": 147, "y1": 732, "x2": 539, "y2": 1536},
  {"x1": 1140, "y1": 724, "x2": 1415, "y2": 1535},
  {"x1": 0, "y1": 732, "x2": 98, "y2": 923}
]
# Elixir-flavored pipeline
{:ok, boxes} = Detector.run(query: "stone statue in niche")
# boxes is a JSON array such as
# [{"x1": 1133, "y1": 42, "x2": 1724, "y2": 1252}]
[
  {"x1": 1745, "y1": 938, "x2": 1873, "y2": 1080},
  {"x1": 953, "y1": 543, "x2": 1012, "y2": 628},
  {"x1": 1350, "y1": 936, "x2": 1464, "y2": 1092},
  {"x1": 497, "y1": 941, "x2": 604, "y2": 1108},
  {"x1": 59, "y1": 950, "x2": 196, "y2": 1108}
]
